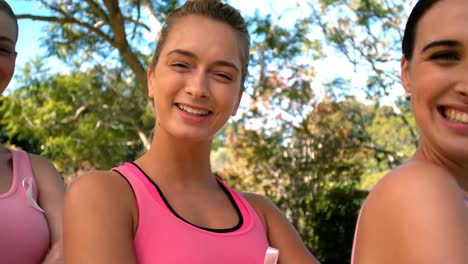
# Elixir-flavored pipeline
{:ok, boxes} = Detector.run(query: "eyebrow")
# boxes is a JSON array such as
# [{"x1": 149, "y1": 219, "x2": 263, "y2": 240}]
[
  {"x1": 0, "y1": 36, "x2": 15, "y2": 44},
  {"x1": 421, "y1": 40, "x2": 461, "y2": 52},
  {"x1": 167, "y1": 49, "x2": 240, "y2": 72}
]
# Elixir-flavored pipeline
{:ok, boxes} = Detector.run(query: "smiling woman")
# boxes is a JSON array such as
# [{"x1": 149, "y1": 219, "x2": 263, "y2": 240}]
[
  {"x1": 63, "y1": 1, "x2": 320, "y2": 264},
  {"x1": 7, "y1": 1, "x2": 49, "y2": 90},
  {"x1": 351, "y1": 0, "x2": 468, "y2": 263},
  {"x1": 0, "y1": 0, "x2": 65, "y2": 263}
]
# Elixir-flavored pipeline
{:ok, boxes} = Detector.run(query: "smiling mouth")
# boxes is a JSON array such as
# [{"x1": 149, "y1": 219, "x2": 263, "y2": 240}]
[
  {"x1": 176, "y1": 104, "x2": 211, "y2": 116},
  {"x1": 439, "y1": 107, "x2": 468, "y2": 124}
]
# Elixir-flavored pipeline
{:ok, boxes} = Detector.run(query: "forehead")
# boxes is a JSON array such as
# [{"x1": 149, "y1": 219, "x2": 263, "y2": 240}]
[
  {"x1": 0, "y1": 11, "x2": 17, "y2": 44},
  {"x1": 161, "y1": 15, "x2": 243, "y2": 64},
  {"x1": 415, "y1": 0, "x2": 468, "y2": 48}
]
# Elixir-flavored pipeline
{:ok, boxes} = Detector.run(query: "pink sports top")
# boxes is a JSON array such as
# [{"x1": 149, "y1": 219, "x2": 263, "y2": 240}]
[
  {"x1": 113, "y1": 162, "x2": 271, "y2": 264},
  {"x1": 0, "y1": 149, "x2": 50, "y2": 263}
]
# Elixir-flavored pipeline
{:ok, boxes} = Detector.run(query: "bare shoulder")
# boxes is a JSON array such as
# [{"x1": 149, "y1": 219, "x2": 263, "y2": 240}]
[
  {"x1": 64, "y1": 170, "x2": 138, "y2": 263},
  {"x1": 354, "y1": 161, "x2": 468, "y2": 263},
  {"x1": 366, "y1": 160, "x2": 464, "y2": 211},
  {"x1": 28, "y1": 153, "x2": 65, "y2": 192},
  {"x1": 241, "y1": 192, "x2": 276, "y2": 217},
  {"x1": 240, "y1": 192, "x2": 283, "y2": 228},
  {"x1": 65, "y1": 169, "x2": 137, "y2": 227},
  {"x1": 241, "y1": 192, "x2": 320, "y2": 264},
  {"x1": 66, "y1": 170, "x2": 134, "y2": 208},
  {"x1": 29, "y1": 153, "x2": 63, "y2": 180}
]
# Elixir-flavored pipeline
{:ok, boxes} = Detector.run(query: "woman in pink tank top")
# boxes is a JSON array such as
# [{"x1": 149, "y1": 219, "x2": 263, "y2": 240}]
[
  {"x1": 351, "y1": 1, "x2": 468, "y2": 263},
  {"x1": 0, "y1": 1, "x2": 66, "y2": 263},
  {"x1": 63, "y1": 1, "x2": 319, "y2": 263}
]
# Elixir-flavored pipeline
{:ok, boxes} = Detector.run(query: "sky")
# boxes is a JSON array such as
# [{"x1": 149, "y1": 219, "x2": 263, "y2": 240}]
[
  {"x1": 9, "y1": 0, "x2": 307, "y2": 68},
  {"x1": 8, "y1": 0, "x2": 314, "y2": 88},
  {"x1": 7, "y1": 0, "x2": 405, "y2": 104}
]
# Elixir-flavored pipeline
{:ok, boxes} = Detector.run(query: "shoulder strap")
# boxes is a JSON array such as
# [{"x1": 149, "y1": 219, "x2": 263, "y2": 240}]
[
  {"x1": 10, "y1": 149, "x2": 34, "y2": 183},
  {"x1": 9, "y1": 149, "x2": 44, "y2": 212}
]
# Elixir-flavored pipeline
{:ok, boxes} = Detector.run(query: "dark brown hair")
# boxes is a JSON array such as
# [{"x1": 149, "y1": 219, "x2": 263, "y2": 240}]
[{"x1": 402, "y1": 0, "x2": 439, "y2": 60}]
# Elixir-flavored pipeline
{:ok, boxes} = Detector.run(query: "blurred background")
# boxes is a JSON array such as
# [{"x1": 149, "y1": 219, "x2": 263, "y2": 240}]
[{"x1": 3, "y1": 0, "x2": 418, "y2": 263}]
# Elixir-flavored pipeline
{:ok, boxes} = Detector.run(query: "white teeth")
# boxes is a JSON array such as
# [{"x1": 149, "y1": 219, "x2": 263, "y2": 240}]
[
  {"x1": 178, "y1": 104, "x2": 209, "y2": 115},
  {"x1": 445, "y1": 108, "x2": 468, "y2": 124}
]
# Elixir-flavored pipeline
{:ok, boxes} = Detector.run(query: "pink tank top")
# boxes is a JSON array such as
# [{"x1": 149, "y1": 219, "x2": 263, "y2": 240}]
[
  {"x1": 0, "y1": 149, "x2": 50, "y2": 263},
  {"x1": 113, "y1": 162, "x2": 270, "y2": 264}
]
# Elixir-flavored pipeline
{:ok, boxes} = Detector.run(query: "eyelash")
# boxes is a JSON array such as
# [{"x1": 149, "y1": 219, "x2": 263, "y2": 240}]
[
  {"x1": 214, "y1": 72, "x2": 232, "y2": 81},
  {"x1": 170, "y1": 62, "x2": 233, "y2": 81},
  {"x1": 430, "y1": 51, "x2": 460, "y2": 61},
  {"x1": 171, "y1": 62, "x2": 189, "y2": 68},
  {"x1": 0, "y1": 48, "x2": 13, "y2": 54}
]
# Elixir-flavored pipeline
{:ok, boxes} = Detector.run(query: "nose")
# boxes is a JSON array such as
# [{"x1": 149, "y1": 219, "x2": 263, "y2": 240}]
[
  {"x1": 457, "y1": 87, "x2": 468, "y2": 96},
  {"x1": 455, "y1": 80, "x2": 468, "y2": 97},
  {"x1": 455, "y1": 63, "x2": 468, "y2": 97},
  {"x1": 185, "y1": 70, "x2": 209, "y2": 98}
]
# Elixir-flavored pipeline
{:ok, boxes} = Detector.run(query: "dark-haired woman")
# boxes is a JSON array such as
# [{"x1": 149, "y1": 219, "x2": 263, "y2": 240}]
[
  {"x1": 352, "y1": 0, "x2": 468, "y2": 263},
  {"x1": 0, "y1": 0, "x2": 65, "y2": 263}
]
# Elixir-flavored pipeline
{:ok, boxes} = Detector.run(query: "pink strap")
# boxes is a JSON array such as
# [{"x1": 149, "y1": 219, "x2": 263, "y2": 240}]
[
  {"x1": 10, "y1": 149, "x2": 45, "y2": 212},
  {"x1": 264, "y1": 247, "x2": 279, "y2": 264}
]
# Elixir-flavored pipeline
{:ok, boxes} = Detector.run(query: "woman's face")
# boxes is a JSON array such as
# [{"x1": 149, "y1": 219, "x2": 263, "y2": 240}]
[
  {"x1": 0, "y1": 11, "x2": 17, "y2": 94},
  {"x1": 401, "y1": 0, "x2": 468, "y2": 161},
  {"x1": 147, "y1": 15, "x2": 243, "y2": 142}
]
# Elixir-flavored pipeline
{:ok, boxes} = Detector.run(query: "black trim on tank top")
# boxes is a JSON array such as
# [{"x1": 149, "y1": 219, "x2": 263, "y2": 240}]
[
  {"x1": 129, "y1": 162, "x2": 244, "y2": 233},
  {"x1": 112, "y1": 169, "x2": 139, "y2": 232},
  {"x1": 112, "y1": 169, "x2": 138, "y2": 199}
]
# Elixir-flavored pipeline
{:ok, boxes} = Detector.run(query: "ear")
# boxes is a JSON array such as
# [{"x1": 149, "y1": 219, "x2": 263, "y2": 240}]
[
  {"x1": 401, "y1": 55, "x2": 412, "y2": 94},
  {"x1": 231, "y1": 89, "x2": 243, "y2": 116},
  {"x1": 147, "y1": 68, "x2": 155, "y2": 98}
]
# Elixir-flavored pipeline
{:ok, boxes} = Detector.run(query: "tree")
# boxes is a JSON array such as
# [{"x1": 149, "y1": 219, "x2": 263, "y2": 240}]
[
  {"x1": 11, "y1": 1, "x2": 418, "y2": 262},
  {"x1": 1, "y1": 60, "x2": 153, "y2": 175},
  {"x1": 220, "y1": 96, "x2": 371, "y2": 262},
  {"x1": 305, "y1": 0, "x2": 418, "y2": 175},
  {"x1": 16, "y1": 0, "x2": 186, "y2": 149}
]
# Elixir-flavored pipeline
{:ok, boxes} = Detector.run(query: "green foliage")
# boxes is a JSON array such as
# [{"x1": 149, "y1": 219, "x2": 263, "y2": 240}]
[
  {"x1": 10, "y1": 1, "x2": 418, "y2": 262},
  {"x1": 312, "y1": 185, "x2": 367, "y2": 263},
  {"x1": 222, "y1": 98, "x2": 372, "y2": 262},
  {"x1": 1, "y1": 60, "x2": 153, "y2": 174}
]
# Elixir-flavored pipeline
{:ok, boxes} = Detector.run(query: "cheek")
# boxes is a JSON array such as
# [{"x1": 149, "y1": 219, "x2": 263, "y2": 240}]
[
  {"x1": 0, "y1": 58, "x2": 15, "y2": 91},
  {"x1": 411, "y1": 66, "x2": 449, "y2": 98},
  {"x1": 215, "y1": 89, "x2": 239, "y2": 109}
]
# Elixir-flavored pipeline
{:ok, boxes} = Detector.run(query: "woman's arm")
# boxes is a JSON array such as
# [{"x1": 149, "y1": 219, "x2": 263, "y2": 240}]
[
  {"x1": 242, "y1": 192, "x2": 321, "y2": 264},
  {"x1": 64, "y1": 171, "x2": 138, "y2": 264},
  {"x1": 353, "y1": 162, "x2": 468, "y2": 264},
  {"x1": 30, "y1": 155, "x2": 66, "y2": 264}
]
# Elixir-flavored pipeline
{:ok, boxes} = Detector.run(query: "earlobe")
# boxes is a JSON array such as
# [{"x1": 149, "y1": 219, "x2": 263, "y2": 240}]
[{"x1": 401, "y1": 56, "x2": 411, "y2": 93}]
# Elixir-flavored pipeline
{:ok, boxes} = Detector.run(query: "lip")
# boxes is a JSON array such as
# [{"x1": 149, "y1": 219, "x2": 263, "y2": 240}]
[
  {"x1": 437, "y1": 104, "x2": 468, "y2": 135},
  {"x1": 175, "y1": 103, "x2": 212, "y2": 123},
  {"x1": 176, "y1": 102, "x2": 211, "y2": 112}
]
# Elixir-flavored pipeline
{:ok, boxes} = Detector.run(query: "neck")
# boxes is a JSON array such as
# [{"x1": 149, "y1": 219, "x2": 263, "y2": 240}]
[
  {"x1": 136, "y1": 128, "x2": 214, "y2": 187},
  {"x1": 413, "y1": 142, "x2": 468, "y2": 193}
]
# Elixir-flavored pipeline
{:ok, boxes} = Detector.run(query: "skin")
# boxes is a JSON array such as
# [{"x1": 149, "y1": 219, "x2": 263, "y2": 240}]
[
  {"x1": 64, "y1": 15, "x2": 319, "y2": 264},
  {"x1": 0, "y1": 10, "x2": 65, "y2": 264},
  {"x1": 352, "y1": 0, "x2": 468, "y2": 263},
  {"x1": 0, "y1": 10, "x2": 16, "y2": 94}
]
